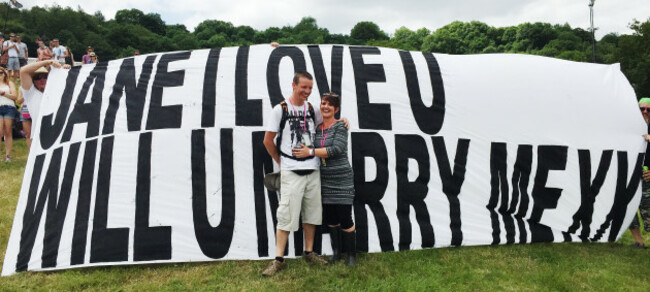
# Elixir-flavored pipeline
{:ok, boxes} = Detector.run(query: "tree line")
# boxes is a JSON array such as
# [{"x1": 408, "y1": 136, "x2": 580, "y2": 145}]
[{"x1": 1, "y1": 4, "x2": 648, "y2": 97}]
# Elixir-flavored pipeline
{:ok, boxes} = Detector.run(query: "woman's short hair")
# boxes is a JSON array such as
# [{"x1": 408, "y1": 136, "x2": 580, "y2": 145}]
[{"x1": 321, "y1": 92, "x2": 341, "y2": 109}]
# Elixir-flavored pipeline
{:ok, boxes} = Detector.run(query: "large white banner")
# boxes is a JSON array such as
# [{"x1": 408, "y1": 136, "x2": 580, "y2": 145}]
[{"x1": 2, "y1": 45, "x2": 645, "y2": 276}]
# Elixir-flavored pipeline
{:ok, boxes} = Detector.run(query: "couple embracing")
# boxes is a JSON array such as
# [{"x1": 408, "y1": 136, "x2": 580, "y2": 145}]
[{"x1": 262, "y1": 71, "x2": 356, "y2": 276}]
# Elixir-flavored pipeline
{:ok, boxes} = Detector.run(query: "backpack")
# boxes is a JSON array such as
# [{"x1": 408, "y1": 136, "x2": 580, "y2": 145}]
[
  {"x1": 0, "y1": 42, "x2": 7, "y2": 67},
  {"x1": 277, "y1": 100, "x2": 316, "y2": 161}
]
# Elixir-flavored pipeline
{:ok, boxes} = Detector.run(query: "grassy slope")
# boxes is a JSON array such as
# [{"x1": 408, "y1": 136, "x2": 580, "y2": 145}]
[{"x1": 0, "y1": 139, "x2": 648, "y2": 291}]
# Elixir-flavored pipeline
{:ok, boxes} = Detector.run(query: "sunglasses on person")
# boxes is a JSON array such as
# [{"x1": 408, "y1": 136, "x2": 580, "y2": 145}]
[
  {"x1": 33, "y1": 75, "x2": 47, "y2": 81},
  {"x1": 322, "y1": 92, "x2": 339, "y2": 98},
  {"x1": 640, "y1": 107, "x2": 650, "y2": 112}
]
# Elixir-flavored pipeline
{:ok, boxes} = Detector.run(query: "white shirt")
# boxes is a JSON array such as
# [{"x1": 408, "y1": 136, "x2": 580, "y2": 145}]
[
  {"x1": 52, "y1": 45, "x2": 66, "y2": 61},
  {"x1": 264, "y1": 99, "x2": 323, "y2": 170},
  {"x1": 16, "y1": 42, "x2": 27, "y2": 58},
  {"x1": 0, "y1": 84, "x2": 13, "y2": 107},
  {"x1": 21, "y1": 85, "x2": 43, "y2": 126},
  {"x1": 3, "y1": 40, "x2": 18, "y2": 57}
]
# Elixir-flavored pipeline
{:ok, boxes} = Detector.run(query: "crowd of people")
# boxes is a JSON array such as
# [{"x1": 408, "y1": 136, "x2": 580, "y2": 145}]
[{"x1": 0, "y1": 33, "x2": 103, "y2": 162}]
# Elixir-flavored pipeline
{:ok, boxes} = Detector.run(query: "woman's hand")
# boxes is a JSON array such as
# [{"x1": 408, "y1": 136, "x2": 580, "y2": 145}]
[
  {"x1": 643, "y1": 134, "x2": 650, "y2": 143},
  {"x1": 644, "y1": 169, "x2": 650, "y2": 182},
  {"x1": 292, "y1": 144, "x2": 311, "y2": 158}
]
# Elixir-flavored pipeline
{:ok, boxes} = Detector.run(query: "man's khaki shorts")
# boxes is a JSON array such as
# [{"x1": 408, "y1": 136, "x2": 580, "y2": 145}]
[{"x1": 277, "y1": 169, "x2": 322, "y2": 232}]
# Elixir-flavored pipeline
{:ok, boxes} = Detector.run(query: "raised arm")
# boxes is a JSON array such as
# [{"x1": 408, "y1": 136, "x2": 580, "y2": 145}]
[{"x1": 20, "y1": 59, "x2": 60, "y2": 90}]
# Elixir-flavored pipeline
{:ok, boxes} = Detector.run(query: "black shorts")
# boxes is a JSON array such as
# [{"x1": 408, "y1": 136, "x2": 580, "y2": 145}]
[{"x1": 18, "y1": 58, "x2": 26, "y2": 67}]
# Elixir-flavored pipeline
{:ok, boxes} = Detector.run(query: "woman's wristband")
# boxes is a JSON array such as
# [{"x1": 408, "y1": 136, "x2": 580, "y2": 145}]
[{"x1": 309, "y1": 148, "x2": 314, "y2": 156}]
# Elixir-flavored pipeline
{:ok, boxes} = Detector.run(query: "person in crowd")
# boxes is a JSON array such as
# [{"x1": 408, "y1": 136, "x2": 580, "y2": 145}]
[
  {"x1": 82, "y1": 46, "x2": 93, "y2": 64},
  {"x1": 3, "y1": 33, "x2": 20, "y2": 80},
  {"x1": 65, "y1": 46, "x2": 74, "y2": 65},
  {"x1": 0, "y1": 34, "x2": 6, "y2": 69},
  {"x1": 293, "y1": 92, "x2": 357, "y2": 266},
  {"x1": 134, "y1": 50, "x2": 140, "y2": 56},
  {"x1": 51, "y1": 39, "x2": 67, "y2": 64},
  {"x1": 261, "y1": 71, "x2": 329, "y2": 276},
  {"x1": 15, "y1": 89, "x2": 31, "y2": 150},
  {"x1": 36, "y1": 40, "x2": 52, "y2": 61},
  {"x1": 15, "y1": 34, "x2": 28, "y2": 68},
  {"x1": 89, "y1": 52, "x2": 98, "y2": 64},
  {"x1": 19, "y1": 59, "x2": 66, "y2": 132},
  {"x1": 630, "y1": 97, "x2": 650, "y2": 249},
  {"x1": 0, "y1": 67, "x2": 17, "y2": 162}
]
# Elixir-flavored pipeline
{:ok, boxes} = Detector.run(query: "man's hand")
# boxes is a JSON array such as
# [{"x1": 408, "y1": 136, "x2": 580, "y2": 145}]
[
  {"x1": 338, "y1": 117, "x2": 350, "y2": 130},
  {"x1": 643, "y1": 134, "x2": 650, "y2": 143}
]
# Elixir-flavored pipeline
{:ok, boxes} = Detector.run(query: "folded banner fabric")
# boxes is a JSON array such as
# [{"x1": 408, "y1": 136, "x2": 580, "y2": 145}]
[{"x1": 2, "y1": 45, "x2": 645, "y2": 276}]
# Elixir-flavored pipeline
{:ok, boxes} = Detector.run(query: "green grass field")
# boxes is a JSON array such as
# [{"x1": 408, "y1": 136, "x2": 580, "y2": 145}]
[{"x1": 1, "y1": 138, "x2": 649, "y2": 291}]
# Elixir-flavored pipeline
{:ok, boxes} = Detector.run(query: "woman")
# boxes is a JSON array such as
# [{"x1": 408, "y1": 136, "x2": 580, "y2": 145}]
[
  {"x1": 293, "y1": 92, "x2": 356, "y2": 266},
  {"x1": 0, "y1": 67, "x2": 17, "y2": 162},
  {"x1": 89, "y1": 52, "x2": 98, "y2": 63},
  {"x1": 15, "y1": 90, "x2": 31, "y2": 150},
  {"x1": 82, "y1": 46, "x2": 93, "y2": 64},
  {"x1": 65, "y1": 46, "x2": 74, "y2": 66}
]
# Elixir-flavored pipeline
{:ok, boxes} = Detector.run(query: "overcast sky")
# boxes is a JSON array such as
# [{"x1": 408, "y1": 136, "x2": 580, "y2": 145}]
[{"x1": 24, "y1": 0, "x2": 650, "y2": 39}]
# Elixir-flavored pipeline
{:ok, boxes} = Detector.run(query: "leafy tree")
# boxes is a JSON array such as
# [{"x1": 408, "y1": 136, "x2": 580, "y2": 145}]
[
  {"x1": 514, "y1": 22, "x2": 557, "y2": 51},
  {"x1": 616, "y1": 19, "x2": 650, "y2": 97},
  {"x1": 115, "y1": 9, "x2": 145, "y2": 25},
  {"x1": 140, "y1": 13, "x2": 166, "y2": 35},
  {"x1": 350, "y1": 21, "x2": 388, "y2": 44},
  {"x1": 422, "y1": 21, "x2": 497, "y2": 54}
]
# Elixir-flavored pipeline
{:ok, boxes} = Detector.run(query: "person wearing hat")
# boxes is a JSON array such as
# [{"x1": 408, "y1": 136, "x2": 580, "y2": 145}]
[
  {"x1": 0, "y1": 66, "x2": 17, "y2": 162},
  {"x1": 89, "y1": 52, "x2": 98, "y2": 64},
  {"x1": 19, "y1": 59, "x2": 66, "y2": 131},
  {"x1": 630, "y1": 97, "x2": 650, "y2": 249}
]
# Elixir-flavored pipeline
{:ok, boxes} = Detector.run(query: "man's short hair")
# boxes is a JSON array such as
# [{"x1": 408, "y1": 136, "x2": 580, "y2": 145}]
[{"x1": 293, "y1": 71, "x2": 313, "y2": 85}]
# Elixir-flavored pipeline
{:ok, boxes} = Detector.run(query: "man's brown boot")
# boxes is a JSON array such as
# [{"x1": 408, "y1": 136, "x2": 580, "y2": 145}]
[{"x1": 262, "y1": 260, "x2": 286, "y2": 276}]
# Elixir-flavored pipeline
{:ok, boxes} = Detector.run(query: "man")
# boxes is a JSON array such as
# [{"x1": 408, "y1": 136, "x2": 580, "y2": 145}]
[
  {"x1": 631, "y1": 97, "x2": 650, "y2": 249},
  {"x1": 36, "y1": 40, "x2": 52, "y2": 61},
  {"x1": 3, "y1": 33, "x2": 20, "y2": 79},
  {"x1": 15, "y1": 35, "x2": 28, "y2": 67},
  {"x1": 0, "y1": 34, "x2": 5, "y2": 68},
  {"x1": 51, "y1": 39, "x2": 68, "y2": 64},
  {"x1": 19, "y1": 59, "x2": 65, "y2": 129},
  {"x1": 262, "y1": 71, "x2": 328, "y2": 276}
]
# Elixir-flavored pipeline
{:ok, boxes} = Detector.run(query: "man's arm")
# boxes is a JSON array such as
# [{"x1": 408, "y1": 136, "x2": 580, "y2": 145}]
[
  {"x1": 20, "y1": 59, "x2": 60, "y2": 90},
  {"x1": 263, "y1": 131, "x2": 281, "y2": 166}
]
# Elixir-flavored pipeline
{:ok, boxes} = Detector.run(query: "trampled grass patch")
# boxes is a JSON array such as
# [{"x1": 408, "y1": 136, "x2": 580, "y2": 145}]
[{"x1": 0, "y1": 139, "x2": 648, "y2": 291}]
